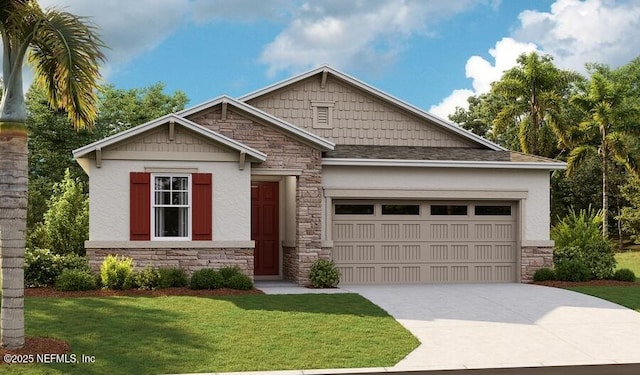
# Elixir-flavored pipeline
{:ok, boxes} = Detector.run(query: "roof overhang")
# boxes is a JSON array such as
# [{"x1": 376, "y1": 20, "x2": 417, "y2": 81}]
[
  {"x1": 72, "y1": 113, "x2": 267, "y2": 162},
  {"x1": 177, "y1": 95, "x2": 335, "y2": 151},
  {"x1": 322, "y1": 158, "x2": 567, "y2": 170}
]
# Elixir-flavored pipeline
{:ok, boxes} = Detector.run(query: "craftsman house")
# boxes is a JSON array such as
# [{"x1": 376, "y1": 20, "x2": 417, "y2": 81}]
[{"x1": 73, "y1": 66, "x2": 565, "y2": 284}]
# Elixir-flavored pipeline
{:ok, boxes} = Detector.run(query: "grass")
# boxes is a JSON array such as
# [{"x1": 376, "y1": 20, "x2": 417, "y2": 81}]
[
  {"x1": 567, "y1": 285, "x2": 640, "y2": 313},
  {"x1": 1, "y1": 294, "x2": 418, "y2": 374},
  {"x1": 615, "y1": 250, "x2": 640, "y2": 276}
]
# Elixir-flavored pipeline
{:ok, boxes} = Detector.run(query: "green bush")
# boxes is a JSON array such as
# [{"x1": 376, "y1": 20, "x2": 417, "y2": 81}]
[
  {"x1": 134, "y1": 267, "x2": 161, "y2": 290},
  {"x1": 189, "y1": 269, "x2": 224, "y2": 290},
  {"x1": 24, "y1": 248, "x2": 92, "y2": 287},
  {"x1": 55, "y1": 269, "x2": 97, "y2": 291},
  {"x1": 29, "y1": 169, "x2": 89, "y2": 256},
  {"x1": 226, "y1": 274, "x2": 253, "y2": 290},
  {"x1": 219, "y1": 266, "x2": 242, "y2": 284},
  {"x1": 552, "y1": 208, "x2": 616, "y2": 280},
  {"x1": 555, "y1": 259, "x2": 591, "y2": 282},
  {"x1": 613, "y1": 268, "x2": 637, "y2": 282},
  {"x1": 551, "y1": 207, "x2": 603, "y2": 249},
  {"x1": 24, "y1": 248, "x2": 60, "y2": 287},
  {"x1": 309, "y1": 259, "x2": 341, "y2": 288},
  {"x1": 533, "y1": 268, "x2": 556, "y2": 282},
  {"x1": 100, "y1": 255, "x2": 134, "y2": 290},
  {"x1": 158, "y1": 267, "x2": 189, "y2": 288}
]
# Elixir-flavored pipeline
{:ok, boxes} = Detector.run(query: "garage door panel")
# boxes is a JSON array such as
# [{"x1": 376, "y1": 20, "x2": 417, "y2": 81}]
[
  {"x1": 337, "y1": 264, "x2": 516, "y2": 284},
  {"x1": 332, "y1": 201, "x2": 517, "y2": 284}
]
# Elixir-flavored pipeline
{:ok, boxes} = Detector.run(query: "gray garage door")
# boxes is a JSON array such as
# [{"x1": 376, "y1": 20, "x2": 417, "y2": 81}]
[{"x1": 332, "y1": 201, "x2": 518, "y2": 284}]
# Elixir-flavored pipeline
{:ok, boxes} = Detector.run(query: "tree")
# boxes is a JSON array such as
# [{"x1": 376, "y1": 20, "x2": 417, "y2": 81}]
[
  {"x1": 491, "y1": 52, "x2": 582, "y2": 158},
  {"x1": 29, "y1": 169, "x2": 88, "y2": 255},
  {"x1": 568, "y1": 67, "x2": 640, "y2": 237},
  {"x1": 0, "y1": 0, "x2": 104, "y2": 349},
  {"x1": 25, "y1": 83, "x2": 189, "y2": 239}
]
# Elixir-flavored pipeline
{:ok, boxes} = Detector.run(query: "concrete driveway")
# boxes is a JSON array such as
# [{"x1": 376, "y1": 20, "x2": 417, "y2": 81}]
[{"x1": 344, "y1": 284, "x2": 640, "y2": 371}]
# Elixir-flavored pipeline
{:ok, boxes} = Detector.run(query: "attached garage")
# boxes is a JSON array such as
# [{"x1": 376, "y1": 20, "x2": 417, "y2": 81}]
[{"x1": 332, "y1": 200, "x2": 518, "y2": 284}]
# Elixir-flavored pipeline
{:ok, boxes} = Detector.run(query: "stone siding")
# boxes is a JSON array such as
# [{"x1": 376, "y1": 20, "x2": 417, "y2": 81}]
[
  {"x1": 521, "y1": 246, "x2": 553, "y2": 282},
  {"x1": 188, "y1": 109, "x2": 324, "y2": 285},
  {"x1": 87, "y1": 248, "x2": 254, "y2": 277}
]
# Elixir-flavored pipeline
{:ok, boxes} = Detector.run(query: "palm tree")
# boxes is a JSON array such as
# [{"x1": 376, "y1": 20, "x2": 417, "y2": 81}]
[
  {"x1": 491, "y1": 52, "x2": 581, "y2": 157},
  {"x1": 1, "y1": 0, "x2": 104, "y2": 349},
  {"x1": 568, "y1": 69, "x2": 640, "y2": 237}
]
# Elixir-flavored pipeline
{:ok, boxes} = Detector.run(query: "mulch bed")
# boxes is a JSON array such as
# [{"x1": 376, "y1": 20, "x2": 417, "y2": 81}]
[
  {"x1": 533, "y1": 279, "x2": 640, "y2": 288},
  {"x1": 0, "y1": 337, "x2": 71, "y2": 364},
  {"x1": 24, "y1": 286, "x2": 264, "y2": 298}
]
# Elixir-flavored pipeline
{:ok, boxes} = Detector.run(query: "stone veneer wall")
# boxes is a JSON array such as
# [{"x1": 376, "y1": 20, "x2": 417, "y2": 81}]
[
  {"x1": 520, "y1": 246, "x2": 553, "y2": 282},
  {"x1": 86, "y1": 248, "x2": 254, "y2": 277},
  {"x1": 188, "y1": 109, "x2": 324, "y2": 285}
]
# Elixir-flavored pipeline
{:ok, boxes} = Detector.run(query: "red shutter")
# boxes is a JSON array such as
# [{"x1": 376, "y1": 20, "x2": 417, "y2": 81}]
[
  {"x1": 130, "y1": 172, "x2": 151, "y2": 240},
  {"x1": 192, "y1": 173, "x2": 212, "y2": 240}
]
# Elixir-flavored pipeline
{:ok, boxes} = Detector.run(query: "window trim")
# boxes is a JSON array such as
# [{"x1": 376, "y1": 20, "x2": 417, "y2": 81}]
[{"x1": 151, "y1": 173, "x2": 192, "y2": 241}]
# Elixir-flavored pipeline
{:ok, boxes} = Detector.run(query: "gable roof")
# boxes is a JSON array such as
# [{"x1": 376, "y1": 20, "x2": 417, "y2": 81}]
[
  {"x1": 236, "y1": 65, "x2": 506, "y2": 151},
  {"x1": 72, "y1": 113, "x2": 267, "y2": 161},
  {"x1": 177, "y1": 95, "x2": 335, "y2": 151}
]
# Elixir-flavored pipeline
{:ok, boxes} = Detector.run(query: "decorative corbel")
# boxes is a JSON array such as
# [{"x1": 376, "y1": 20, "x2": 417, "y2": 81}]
[
  {"x1": 221, "y1": 100, "x2": 228, "y2": 121},
  {"x1": 169, "y1": 119, "x2": 175, "y2": 141},
  {"x1": 239, "y1": 151, "x2": 246, "y2": 170},
  {"x1": 96, "y1": 147, "x2": 102, "y2": 168}
]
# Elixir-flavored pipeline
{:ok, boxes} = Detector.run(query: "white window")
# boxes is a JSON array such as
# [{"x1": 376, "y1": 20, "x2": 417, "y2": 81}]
[{"x1": 152, "y1": 174, "x2": 190, "y2": 240}]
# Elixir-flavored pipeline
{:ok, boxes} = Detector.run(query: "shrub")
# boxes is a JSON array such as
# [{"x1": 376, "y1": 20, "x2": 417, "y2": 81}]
[
  {"x1": 24, "y1": 248, "x2": 91, "y2": 287},
  {"x1": 219, "y1": 266, "x2": 242, "y2": 284},
  {"x1": 554, "y1": 242, "x2": 616, "y2": 280},
  {"x1": 24, "y1": 248, "x2": 60, "y2": 287},
  {"x1": 158, "y1": 267, "x2": 189, "y2": 288},
  {"x1": 533, "y1": 268, "x2": 556, "y2": 282},
  {"x1": 309, "y1": 259, "x2": 341, "y2": 288},
  {"x1": 189, "y1": 269, "x2": 224, "y2": 290},
  {"x1": 55, "y1": 269, "x2": 97, "y2": 291},
  {"x1": 555, "y1": 259, "x2": 591, "y2": 282},
  {"x1": 226, "y1": 274, "x2": 253, "y2": 290},
  {"x1": 100, "y1": 255, "x2": 134, "y2": 290},
  {"x1": 551, "y1": 207, "x2": 603, "y2": 249},
  {"x1": 33, "y1": 169, "x2": 89, "y2": 256},
  {"x1": 613, "y1": 268, "x2": 637, "y2": 282},
  {"x1": 59, "y1": 252, "x2": 91, "y2": 273},
  {"x1": 134, "y1": 267, "x2": 161, "y2": 290}
]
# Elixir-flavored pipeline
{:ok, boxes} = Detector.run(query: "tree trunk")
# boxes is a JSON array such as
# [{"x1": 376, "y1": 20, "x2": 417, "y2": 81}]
[
  {"x1": 0, "y1": 121, "x2": 27, "y2": 350},
  {"x1": 602, "y1": 155, "x2": 608, "y2": 238}
]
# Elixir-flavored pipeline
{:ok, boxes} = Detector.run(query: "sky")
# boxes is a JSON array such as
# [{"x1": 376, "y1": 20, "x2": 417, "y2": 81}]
[{"x1": 32, "y1": 0, "x2": 640, "y2": 120}]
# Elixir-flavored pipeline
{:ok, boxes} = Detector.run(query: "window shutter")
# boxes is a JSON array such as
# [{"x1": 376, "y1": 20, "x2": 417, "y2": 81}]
[
  {"x1": 192, "y1": 173, "x2": 212, "y2": 240},
  {"x1": 130, "y1": 172, "x2": 151, "y2": 240}
]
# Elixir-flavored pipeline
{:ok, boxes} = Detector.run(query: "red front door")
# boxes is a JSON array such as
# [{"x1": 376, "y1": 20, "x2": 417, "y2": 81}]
[{"x1": 251, "y1": 181, "x2": 279, "y2": 276}]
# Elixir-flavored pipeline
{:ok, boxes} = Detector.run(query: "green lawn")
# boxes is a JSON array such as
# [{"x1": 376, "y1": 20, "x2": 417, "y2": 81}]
[
  {"x1": 1, "y1": 294, "x2": 418, "y2": 375},
  {"x1": 616, "y1": 250, "x2": 640, "y2": 276},
  {"x1": 567, "y1": 285, "x2": 640, "y2": 313}
]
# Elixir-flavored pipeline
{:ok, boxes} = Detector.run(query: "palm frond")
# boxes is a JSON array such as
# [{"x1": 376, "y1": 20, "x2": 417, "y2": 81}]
[
  {"x1": 27, "y1": 7, "x2": 106, "y2": 128},
  {"x1": 566, "y1": 145, "x2": 598, "y2": 175}
]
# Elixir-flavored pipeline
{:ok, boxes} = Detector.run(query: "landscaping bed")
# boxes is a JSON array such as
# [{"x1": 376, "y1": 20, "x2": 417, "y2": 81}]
[{"x1": 24, "y1": 286, "x2": 264, "y2": 298}]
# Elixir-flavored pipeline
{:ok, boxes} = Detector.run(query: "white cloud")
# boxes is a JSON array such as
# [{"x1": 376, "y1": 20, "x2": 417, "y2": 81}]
[
  {"x1": 514, "y1": 0, "x2": 640, "y2": 72},
  {"x1": 259, "y1": 0, "x2": 492, "y2": 77},
  {"x1": 430, "y1": 38, "x2": 538, "y2": 119},
  {"x1": 40, "y1": 0, "x2": 190, "y2": 75},
  {"x1": 431, "y1": 0, "x2": 640, "y2": 120}
]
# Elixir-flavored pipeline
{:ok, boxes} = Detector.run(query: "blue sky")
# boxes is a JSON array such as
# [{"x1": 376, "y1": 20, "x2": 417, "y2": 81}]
[{"x1": 37, "y1": 0, "x2": 640, "y2": 119}]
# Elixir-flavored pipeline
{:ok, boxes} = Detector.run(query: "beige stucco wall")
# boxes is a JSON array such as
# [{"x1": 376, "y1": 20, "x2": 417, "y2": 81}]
[
  {"x1": 85, "y1": 158, "x2": 251, "y2": 242},
  {"x1": 322, "y1": 165, "x2": 552, "y2": 243}
]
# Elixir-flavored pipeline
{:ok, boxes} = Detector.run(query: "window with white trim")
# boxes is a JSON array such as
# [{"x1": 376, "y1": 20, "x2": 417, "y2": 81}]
[{"x1": 152, "y1": 174, "x2": 190, "y2": 239}]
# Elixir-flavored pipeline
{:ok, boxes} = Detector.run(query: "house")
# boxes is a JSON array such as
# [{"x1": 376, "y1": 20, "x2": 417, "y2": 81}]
[{"x1": 73, "y1": 66, "x2": 565, "y2": 285}]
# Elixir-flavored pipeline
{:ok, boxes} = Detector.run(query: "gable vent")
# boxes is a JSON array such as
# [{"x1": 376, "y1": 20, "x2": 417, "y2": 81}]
[
  {"x1": 317, "y1": 106, "x2": 329, "y2": 125},
  {"x1": 312, "y1": 101, "x2": 334, "y2": 129}
]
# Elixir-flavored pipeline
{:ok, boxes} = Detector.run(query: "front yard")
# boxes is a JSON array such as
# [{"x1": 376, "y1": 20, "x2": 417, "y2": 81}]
[{"x1": 0, "y1": 293, "x2": 418, "y2": 375}]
